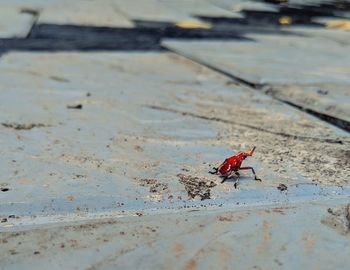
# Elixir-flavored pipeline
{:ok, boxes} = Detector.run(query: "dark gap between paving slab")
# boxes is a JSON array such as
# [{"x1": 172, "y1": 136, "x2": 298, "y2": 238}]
[
  {"x1": 205, "y1": 0, "x2": 350, "y2": 29},
  {"x1": 261, "y1": 0, "x2": 350, "y2": 15},
  {"x1": 0, "y1": 25, "x2": 164, "y2": 52},
  {"x1": 198, "y1": 9, "x2": 325, "y2": 28},
  {"x1": 0, "y1": 22, "x2": 251, "y2": 54},
  {"x1": 30, "y1": 22, "x2": 252, "y2": 41},
  {"x1": 133, "y1": 20, "x2": 252, "y2": 40},
  {"x1": 0, "y1": 16, "x2": 310, "y2": 55},
  {"x1": 133, "y1": 19, "x2": 307, "y2": 40}
]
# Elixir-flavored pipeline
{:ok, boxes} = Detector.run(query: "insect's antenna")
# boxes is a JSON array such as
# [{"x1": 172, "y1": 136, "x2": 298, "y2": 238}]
[{"x1": 247, "y1": 146, "x2": 256, "y2": 156}]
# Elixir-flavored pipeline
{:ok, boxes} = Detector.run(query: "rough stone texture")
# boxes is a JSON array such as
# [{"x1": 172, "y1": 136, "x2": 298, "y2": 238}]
[
  {"x1": 163, "y1": 31, "x2": 350, "y2": 128},
  {"x1": 112, "y1": 0, "x2": 200, "y2": 23},
  {"x1": 0, "y1": 52, "x2": 349, "y2": 221},
  {"x1": 1, "y1": 200, "x2": 350, "y2": 270},
  {"x1": 210, "y1": 0, "x2": 278, "y2": 13},
  {"x1": 163, "y1": 34, "x2": 350, "y2": 85},
  {"x1": 38, "y1": 0, "x2": 134, "y2": 27},
  {"x1": 267, "y1": 83, "x2": 350, "y2": 123},
  {"x1": 1, "y1": 1, "x2": 350, "y2": 269}
]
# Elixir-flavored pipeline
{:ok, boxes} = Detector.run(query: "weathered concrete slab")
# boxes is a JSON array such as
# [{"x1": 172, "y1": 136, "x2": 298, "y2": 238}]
[
  {"x1": 163, "y1": 0, "x2": 243, "y2": 19},
  {"x1": 112, "y1": 0, "x2": 202, "y2": 23},
  {"x1": 0, "y1": 2, "x2": 349, "y2": 269},
  {"x1": 163, "y1": 34, "x2": 350, "y2": 85},
  {"x1": 37, "y1": 0, "x2": 134, "y2": 27},
  {"x1": 268, "y1": 83, "x2": 350, "y2": 124},
  {"x1": 0, "y1": 52, "x2": 349, "y2": 221},
  {"x1": 210, "y1": 0, "x2": 278, "y2": 13},
  {"x1": 0, "y1": 7, "x2": 36, "y2": 38},
  {"x1": 112, "y1": 0, "x2": 241, "y2": 25},
  {"x1": 1, "y1": 198, "x2": 350, "y2": 269},
  {"x1": 289, "y1": 27, "x2": 350, "y2": 46},
  {"x1": 163, "y1": 33, "x2": 350, "y2": 125}
]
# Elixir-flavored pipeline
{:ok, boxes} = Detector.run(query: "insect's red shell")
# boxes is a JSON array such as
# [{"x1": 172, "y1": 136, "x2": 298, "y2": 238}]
[{"x1": 218, "y1": 154, "x2": 244, "y2": 176}]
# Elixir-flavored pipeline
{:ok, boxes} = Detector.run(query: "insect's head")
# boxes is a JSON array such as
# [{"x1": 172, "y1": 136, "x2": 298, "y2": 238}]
[
  {"x1": 242, "y1": 146, "x2": 256, "y2": 158},
  {"x1": 237, "y1": 152, "x2": 248, "y2": 160}
]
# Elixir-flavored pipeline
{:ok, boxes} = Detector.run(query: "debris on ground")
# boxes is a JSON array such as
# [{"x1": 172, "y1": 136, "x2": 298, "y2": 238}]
[
  {"x1": 66, "y1": 104, "x2": 83, "y2": 109},
  {"x1": 1, "y1": 123, "x2": 46, "y2": 130},
  {"x1": 49, "y1": 75, "x2": 70, "y2": 83},
  {"x1": 277, "y1": 184, "x2": 288, "y2": 191},
  {"x1": 321, "y1": 204, "x2": 350, "y2": 235},
  {"x1": 149, "y1": 183, "x2": 168, "y2": 193},
  {"x1": 139, "y1": 178, "x2": 168, "y2": 194},
  {"x1": 177, "y1": 173, "x2": 216, "y2": 201}
]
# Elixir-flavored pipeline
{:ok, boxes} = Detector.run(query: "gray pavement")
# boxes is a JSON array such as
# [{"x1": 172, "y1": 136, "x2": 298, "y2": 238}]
[
  {"x1": 163, "y1": 28, "x2": 350, "y2": 128},
  {"x1": 0, "y1": 1, "x2": 350, "y2": 269}
]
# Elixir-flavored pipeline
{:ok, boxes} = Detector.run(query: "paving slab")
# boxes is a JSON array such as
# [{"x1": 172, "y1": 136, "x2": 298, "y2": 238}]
[
  {"x1": 0, "y1": 7, "x2": 36, "y2": 38},
  {"x1": 209, "y1": 0, "x2": 279, "y2": 13},
  {"x1": 0, "y1": 1, "x2": 349, "y2": 269},
  {"x1": 0, "y1": 51, "x2": 349, "y2": 269},
  {"x1": 0, "y1": 51, "x2": 349, "y2": 219},
  {"x1": 162, "y1": 0, "x2": 243, "y2": 19},
  {"x1": 112, "y1": 0, "x2": 202, "y2": 24},
  {"x1": 289, "y1": 26, "x2": 350, "y2": 45},
  {"x1": 112, "y1": 0, "x2": 241, "y2": 25},
  {"x1": 37, "y1": 0, "x2": 133, "y2": 27},
  {"x1": 163, "y1": 32, "x2": 350, "y2": 126},
  {"x1": 164, "y1": 33, "x2": 350, "y2": 85},
  {"x1": 1, "y1": 198, "x2": 350, "y2": 269},
  {"x1": 267, "y1": 83, "x2": 350, "y2": 124}
]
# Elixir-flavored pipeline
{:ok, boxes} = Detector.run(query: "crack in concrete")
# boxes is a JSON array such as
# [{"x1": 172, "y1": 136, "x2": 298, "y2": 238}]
[
  {"x1": 145, "y1": 105, "x2": 346, "y2": 145},
  {"x1": 270, "y1": 96, "x2": 350, "y2": 133},
  {"x1": 165, "y1": 48, "x2": 350, "y2": 134}
]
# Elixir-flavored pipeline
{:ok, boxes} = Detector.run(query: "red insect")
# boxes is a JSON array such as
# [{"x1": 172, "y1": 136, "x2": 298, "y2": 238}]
[{"x1": 209, "y1": 146, "x2": 261, "y2": 188}]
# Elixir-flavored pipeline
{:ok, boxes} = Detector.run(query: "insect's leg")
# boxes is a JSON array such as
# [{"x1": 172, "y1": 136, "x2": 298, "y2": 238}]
[
  {"x1": 209, "y1": 167, "x2": 218, "y2": 174},
  {"x1": 239, "y1": 167, "x2": 261, "y2": 181},
  {"x1": 233, "y1": 171, "x2": 240, "y2": 188},
  {"x1": 221, "y1": 170, "x2": 237, "y2": 184},
  {"x1": 221, "y1": 176, "x2": 228, "y2": 183}
]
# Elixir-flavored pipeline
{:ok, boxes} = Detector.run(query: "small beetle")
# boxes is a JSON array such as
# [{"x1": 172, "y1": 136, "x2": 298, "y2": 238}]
[{"x1": 209, "y1": 146, "x2": 261, "y2": 188}]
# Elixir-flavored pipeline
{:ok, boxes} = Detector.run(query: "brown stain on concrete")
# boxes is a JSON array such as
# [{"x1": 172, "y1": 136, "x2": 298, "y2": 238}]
[
  {"x1": 173, "y1": 242, "x2": 185, "y2": 258},
  {"x1": 256, "y1": 220, "x2": 271, "y2": 254},
  {"x1": 301, "y1": 233, "x2": 316, "y2": 255},
  {"x1": 183, "y1": 259, "x2": 197, "y2": 270}
]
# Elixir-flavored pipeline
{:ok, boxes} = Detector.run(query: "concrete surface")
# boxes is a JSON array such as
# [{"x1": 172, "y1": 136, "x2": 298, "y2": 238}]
[
  {"x1": 0, "y1": 7, "x2": 36, "y2": 38},
  {"x1": 38, "y1": 0, "x2": 134, "y2": 27},
  {"x1": 0, "y1": 0, "x2": 349, "y2": 269},
  {"x1": 1, "y1": 199, "x2": 350, "y2": 270},
  {"x1": 163, "y1": 31, "x2": 350, "y2": 128},
  {"x1": 210, "y1": 0, "x2": 278, "y2": 12},
  {"x1": 112, "y1": 0, "x2": 203, "y2": 24}
]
